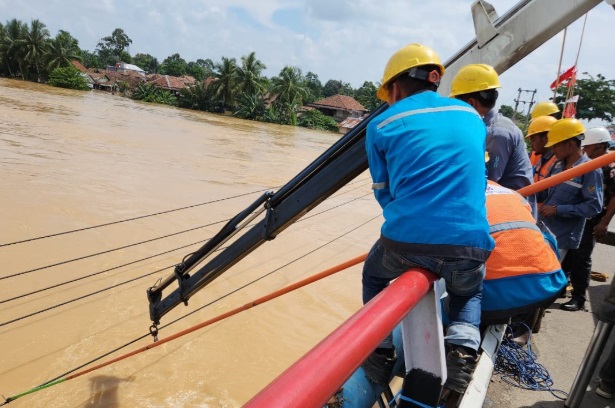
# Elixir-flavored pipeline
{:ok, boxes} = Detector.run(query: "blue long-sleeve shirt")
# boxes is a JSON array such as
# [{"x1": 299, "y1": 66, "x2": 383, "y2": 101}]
[
  {"x1": 538, "y1": 154, "x2": 603, "y2": 250},
  {"x1": 484, "y1": 109, "x2": 536, "y2": 214},
  {"x1": 366, "y1": 91, "x2": 494, "y2": 262}
]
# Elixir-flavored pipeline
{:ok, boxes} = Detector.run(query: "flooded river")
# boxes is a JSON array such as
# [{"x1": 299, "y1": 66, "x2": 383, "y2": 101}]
[{"x1": 0, "y1": 78, "x2": 382, "y2": 407}]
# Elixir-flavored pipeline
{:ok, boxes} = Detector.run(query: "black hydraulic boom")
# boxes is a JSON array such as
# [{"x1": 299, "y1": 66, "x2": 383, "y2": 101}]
[{"x1": 147, "y1": 103, "x2": 388, "y2": 325}]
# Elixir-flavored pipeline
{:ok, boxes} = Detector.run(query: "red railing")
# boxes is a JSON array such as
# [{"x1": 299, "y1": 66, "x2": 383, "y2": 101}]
[{"x1": 244, "y1": 268, "x2": 437, "y2": 408}]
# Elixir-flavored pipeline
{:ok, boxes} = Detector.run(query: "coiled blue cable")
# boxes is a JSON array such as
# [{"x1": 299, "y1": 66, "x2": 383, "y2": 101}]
[{"x1": 494, "y1": 324, "x2": 568, "y2": 400}]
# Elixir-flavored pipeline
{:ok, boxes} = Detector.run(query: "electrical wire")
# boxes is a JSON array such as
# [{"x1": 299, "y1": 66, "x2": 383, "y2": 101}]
[
  {"x1": 0, "y1": 188, "x2": 273, "y2": 248},
  {"x1": 0, "y1": 191, "x2": 374, "y2": 327},
  {"x1": 0, "y1": 217, "x2": 378, "y2": 405},
  {"x1": 494, "y1": 324, "x2": 568, "y2": 400}
]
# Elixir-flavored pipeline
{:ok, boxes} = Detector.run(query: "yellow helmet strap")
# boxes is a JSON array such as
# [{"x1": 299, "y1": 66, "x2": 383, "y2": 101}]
[{"x1": 405, "y1": 66, "x2": 442, "y2": 86}]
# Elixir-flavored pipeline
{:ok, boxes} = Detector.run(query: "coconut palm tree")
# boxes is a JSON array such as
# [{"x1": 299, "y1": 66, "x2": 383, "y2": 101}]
[
  {"x1": 213, "y1": 56, "x2": 238, "y2": 112},
  {"x1": 0, "y1": 19, "x2": 27, "y2": 77},
  {"x1": 270, "y1": 66, "x2": 309, "y2": 106},
  {"x1": 17, "y1": 19, "x2": 50, "y2": 80},
  {"x1": 46, "y1": 30, "x2": 82, "y2": 73},
  {"x1": 236, "y1": 51, "x2": 267, "y2": 97},
  {"x1": 270, "y1": 66, "x2": 309, "y2": 125}
]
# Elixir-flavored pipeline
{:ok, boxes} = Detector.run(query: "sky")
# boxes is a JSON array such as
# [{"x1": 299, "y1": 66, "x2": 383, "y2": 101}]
[{"x1": 1, "y1": 0, "x2": 614, "y2": 122}]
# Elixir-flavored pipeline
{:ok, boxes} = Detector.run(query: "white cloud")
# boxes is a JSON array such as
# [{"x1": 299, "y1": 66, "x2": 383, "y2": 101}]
[{"x1": 2, "y1": 0, "x2": 614, "y2": 117}]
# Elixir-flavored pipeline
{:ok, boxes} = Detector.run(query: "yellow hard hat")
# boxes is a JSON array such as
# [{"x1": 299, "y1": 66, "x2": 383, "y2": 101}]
[
  {"x1": 377, "y1": 43, "x2": 445, "y2": 102},
  {"x1": 531, "y1": 101, "x2": 560, "y2": 119},
  {"x1": 525, "y1": 116, "x2": 558, "y2": 139},
  {"x1": 545, "y1": 118, "x2": 586, "y2": 147},
  {"x1": 449, "y1": 64, "x2": 500, "y2": 97}
]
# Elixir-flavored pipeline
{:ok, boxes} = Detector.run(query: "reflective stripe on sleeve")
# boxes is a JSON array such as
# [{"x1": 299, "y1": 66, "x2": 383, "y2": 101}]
[
  {"x1": 372, "y1": 182, "x2": 388, "y2": 190},
  {"x1": 489, "y1": 221, "x2": 541, "y2": 234},
  {"x1": 377, "y1": 105, "x2": 480, "y2": 129}
]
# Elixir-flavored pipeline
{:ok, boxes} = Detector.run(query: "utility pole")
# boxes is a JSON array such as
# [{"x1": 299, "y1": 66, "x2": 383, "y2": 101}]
[{"x1": 512, "y1": 88, "x2": 537, "y2": 128}]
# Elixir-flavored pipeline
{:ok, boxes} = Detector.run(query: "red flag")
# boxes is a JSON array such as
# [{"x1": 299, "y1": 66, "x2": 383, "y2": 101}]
[
  {"x1": 550, "y1": 65, "x2": 576, "y2": 89},
  {"x1": 566, "y1": 70, "x2": 577, "y2": 89},
  {"x1": 563, "y1": 103, "x2": 576, "y2": 118}
]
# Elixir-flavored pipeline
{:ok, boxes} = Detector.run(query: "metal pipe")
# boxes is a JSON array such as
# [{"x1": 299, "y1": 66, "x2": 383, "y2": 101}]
[
  {"x1": 243, "y1": 269, "x2": 436, "y2": 408},
  {"x1": 565, "y1": 321, "x2": 613, "y2": 407}
]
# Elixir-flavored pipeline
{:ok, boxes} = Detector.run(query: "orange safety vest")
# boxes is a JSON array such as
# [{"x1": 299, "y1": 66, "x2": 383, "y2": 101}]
[
  {"x1": 482, "y1": 181, "x2": 565, "y2": 321},
  {"x1": 530, "y1": 151, "x2": 540, "y2": 167},
  {"x1": 532, "y1": 152, "x2": 557, "y2": 183}
]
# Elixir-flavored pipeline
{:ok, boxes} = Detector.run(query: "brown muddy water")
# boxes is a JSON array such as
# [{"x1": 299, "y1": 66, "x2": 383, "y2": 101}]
[{"x1": 0, "y1": 78, "x2": 382, "y2": 408}]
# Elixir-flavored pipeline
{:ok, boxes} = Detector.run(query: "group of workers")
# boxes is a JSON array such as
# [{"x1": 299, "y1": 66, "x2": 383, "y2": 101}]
[{"x1": 359, "y1": 42, "x2": 615, "y2": 403}]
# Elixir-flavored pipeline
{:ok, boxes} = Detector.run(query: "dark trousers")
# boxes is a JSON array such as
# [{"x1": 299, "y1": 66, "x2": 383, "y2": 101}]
[
  {"x1": 600, "y1": 338, "x2": 615, "y2": 388},
  {"x1": 561, "y1": 218, "x2": 598, "y2": 304}
]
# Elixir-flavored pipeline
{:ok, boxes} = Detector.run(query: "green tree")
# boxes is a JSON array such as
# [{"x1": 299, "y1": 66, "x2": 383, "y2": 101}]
[
  {"x1": 304, "y1": 71, "x2": 322, "y2": 103},
  {"x1": 298, "y1": 109, "x2": 339, "y2": 132},
  {"x1": 236, "y1": 51, "x2": 267, "y2": 96},
  {"x1": 46, "y1": 30, "x2": 82, "y2": 73},
  {"x1": 196, "y1": 58, "x2": 214, "y2": 77},
  {"x1": 354, "y1": 81, "x2": 379, "y2": 112},
  {"x1": 133, "y1": 53, "x2": 159, "y2": 73},
  {"x1": 554, "y1": 73, "x2": 615, "y2": 122},
  {"x1": 96, "y1": 28, "x2": 132, "y2": 66},
  {"x1": 80, "y1": 50, "x2": 102, "y2": 69},
  {"x1": 270, "y1": 66, "x2": 309, "y2": 125},
  {"x1": 17, "y1": 19, "x2": 50, "y2": 80},
  {"x1": 322, "y1": 79, "x2": 342, "y2": 97},
  {"x1": 499, "y1": 104, "x2": 527, "y2": 122},
  {"x1": 47, "y1": 66, "x2": 89, "y2": 90},
  {"x1": 186, "y1": 61, "x2": 205, "y2": 80},
  {"x1": 212, "y1": 56, "x2": 238, "y2": 111},
  {"x1": 160, "y1": 53, "x2": 187, "y2": 76},
  {"x1": 0, "y1": 18, "x2": 27, "y2": 77},
  {"x1": 234, "y1": 92, "x2": 267, "y2": 120},
  {"x1": 178, "y1": 80, "x2": 223, "y2": 112}
]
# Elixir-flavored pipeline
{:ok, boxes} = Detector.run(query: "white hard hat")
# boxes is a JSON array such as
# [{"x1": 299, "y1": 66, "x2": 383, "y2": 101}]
[{"x1": 582, "y1": 127, "x2": 612, "y2": 147}]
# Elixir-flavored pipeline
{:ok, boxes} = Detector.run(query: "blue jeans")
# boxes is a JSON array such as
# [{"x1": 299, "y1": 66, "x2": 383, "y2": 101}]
[{"x1": 362, "y1": 240, "x2": 484, "y2": 351}]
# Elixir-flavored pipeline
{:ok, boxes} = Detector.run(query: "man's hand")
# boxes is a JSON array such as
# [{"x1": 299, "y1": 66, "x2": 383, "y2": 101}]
[
  {"x1": 594, "y1": 221, "x2": 609, "y2": 239},
  {"x1": 539, "y1": 205, "x2": 557, "y2": 217}
]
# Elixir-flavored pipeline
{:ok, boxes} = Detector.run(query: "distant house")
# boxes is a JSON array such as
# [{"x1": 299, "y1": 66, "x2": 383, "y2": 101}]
[
  {"x1": 146, "y1": 74, "x2": 187, "y2": 94},
  {"x1": 308, "y1": 94, "x2": 368, "y2": 123},
  {"x1": 109, "y1": 62, "x2": 146, "y2": 76},
  {"x1": 338, "y1": 112, "x2": 368, "y2": 135}
]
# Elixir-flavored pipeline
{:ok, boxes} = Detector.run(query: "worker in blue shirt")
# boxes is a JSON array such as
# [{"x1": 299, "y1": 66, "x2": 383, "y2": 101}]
[
  {"x1": 449, "y1": 64, "x2": 536, "y2": 215},
  {"x1": 538, "y1": 118, "x2": 603, "y2": 260},
  {"x1": 361, "y1": 43, "x2": 494, "y2": 397}
]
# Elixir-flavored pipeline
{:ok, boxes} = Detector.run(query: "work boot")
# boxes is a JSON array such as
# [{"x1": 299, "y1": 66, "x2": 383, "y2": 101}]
[
  {"x1": 560, "y1": 298, "x2": 584, "y2": 312},
  {"x1": 443, "y1": 346, "x2": 479, "y2": 394},
  {"x1": 596, "y1": 380, "x2": 614, "y2": 399},
  {"x1": 361, "y1": 347, "x2": 397, "y2": 386}
]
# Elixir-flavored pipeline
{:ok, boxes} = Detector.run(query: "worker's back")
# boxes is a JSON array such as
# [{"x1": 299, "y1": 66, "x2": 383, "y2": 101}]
[{"x1": 366, "y1": 91, "x2": 493, "y2": 260}]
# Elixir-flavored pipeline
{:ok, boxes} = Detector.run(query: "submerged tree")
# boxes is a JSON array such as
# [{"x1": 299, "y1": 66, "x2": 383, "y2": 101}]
[
  {"x1": 46, "y1": 30, "x2": 82, "y2": 73},
  {"x1": 17, "y1": 19, "x2": 50, "y2": 80},
  {"x1": 47, "y1": 66, "x2": 89, "y2": 90},
  {"x1": 213, "y1": 56, "x2": 239, "y2": 111},
  {"x1": 0, "y1": 18, "x2": 27, "y2": 77}
]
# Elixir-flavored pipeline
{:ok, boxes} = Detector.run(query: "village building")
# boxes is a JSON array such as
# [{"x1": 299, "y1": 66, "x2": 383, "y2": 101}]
[{"x1": 308, "y1": 94, "x2": 368, "y2": 123}]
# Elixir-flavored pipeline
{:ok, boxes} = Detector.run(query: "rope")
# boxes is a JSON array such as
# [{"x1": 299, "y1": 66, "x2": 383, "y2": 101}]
[
  {"x1": 0, "y1": 188, "x2": 271, "y2": 248},
  {"x1": 0, "y1": 248, "x2": 371, "y2": 405},
  {"x1": 564, "y1": 13, "x2": 589, "y2": 105},
  {"x1": 553, "y1": 27, "x2": 567, "y2": 102},
  {"x1": 494, "y1": 324, "x2": 568, "y2": 400}
]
